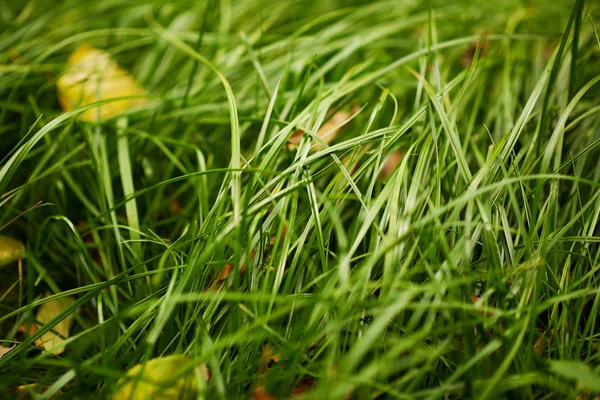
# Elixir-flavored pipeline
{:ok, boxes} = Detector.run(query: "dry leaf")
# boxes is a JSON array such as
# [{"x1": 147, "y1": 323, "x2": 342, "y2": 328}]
[
  {"x1": 252, "y1": 346, "x2": 283, "y2": 399},
  {"x1": 35, "y1": 294, "x2": 76, "y2": 355},
  {"x1": 380, "y1": 151, "x2": 404, "y2": 179},
  {"x1": 0, "y1": 235, "x2": 26, "y2": 269},
  {"x1": 252, "y1": 346, "x2": 316, "y2": 400},
  {"x1": 0, "y1": 344, "x2": 14, "y2": 358},
  {"x1": 269, "y1": 227, "x2": 287, "y2": 245},
  {"x1": 471, "y1": 296, "x2": 493, "y2": 317},
  {"x1": 577, "y1": 392, "x2": 600, "y2": 400},
  {"x1": 260, "y1": 345, "x2": 281, "y2": 372},
  {"x1": 461, "y1": 37, "x2": 490, "y2": 67},
  {"x1": 470, "y1": 296, "x2": 503, "y2": 333},
  {"x1": 214, "y1": 263, "x2": 235, "y2": 282},
  {"x1": 170, "y1": 199, "x2": 184, "y2": 215},
  {"x1": 205, "y1": 262, "x2": 248, "y2": 292},
  {"x1": 205, "y1": 227, "x2": 289, "y2": 292},
  {"x1": 18, "y1": 322, "x2": 39, "y2": 336},
  {"x1": 340, "y1": 155, "x2": 359, "y2": 177},
  {"x1": 291, "y1": 377, "x2": 316, "y2": 398},
  {"x1": 198, "y1": 363, "x2": 211, "y2": 381},
  {"x1": 112, "y1": 355, "x2": 205, "y2": 400},
  {"x1": 252, "y1": 385, "x2": 279, "y2": 400},
  {"x1": 57, "y1": 44, "x2": 147, "y2": 122},
  {"x1": 533, "y1": 329, "x2": 555, "y2": 356},
  {"x1": 288, "y1": 109, "x2": 353, "y2": 151}
]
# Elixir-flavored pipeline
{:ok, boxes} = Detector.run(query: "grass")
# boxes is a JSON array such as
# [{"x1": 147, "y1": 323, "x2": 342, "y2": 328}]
[{"x1": 1, "y1": 0, "x2": 600, "y2": 398}]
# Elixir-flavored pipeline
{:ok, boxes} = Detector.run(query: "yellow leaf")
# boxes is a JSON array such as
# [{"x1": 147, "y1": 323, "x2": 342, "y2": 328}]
[
  {"x1": 12, "y1": 384, "x2": 62, "y2": 399},
  {"x1": 0, "y1": 235, "x2": 25, "y2": 269},
  {"x1": 113, "y1": 356, "x2": 204, "y2": 400},
  {"x1": 56, "y1": 45, "x2": 147, "y2": 122},
  {"x1": 35, "y1": 294, "x2": 76, "y2": 355}
]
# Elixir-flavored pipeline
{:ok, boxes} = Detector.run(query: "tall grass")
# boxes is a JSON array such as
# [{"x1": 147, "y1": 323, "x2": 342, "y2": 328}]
[{"x1": 1, "y1": 0, "x2": 600, "y2": 398}]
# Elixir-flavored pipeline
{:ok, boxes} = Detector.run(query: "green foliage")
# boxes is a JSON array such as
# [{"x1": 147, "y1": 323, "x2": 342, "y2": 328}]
[{"x1": 1, "y1": 0, "x2": 600, "y2": 398}]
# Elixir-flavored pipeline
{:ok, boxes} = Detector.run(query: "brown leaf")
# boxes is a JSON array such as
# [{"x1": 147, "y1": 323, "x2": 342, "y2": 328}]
[
  {"x1": 288, "y1": 109, "x2": 354, "y2": 151},
  {"x1": 18, "y1": 322, "x2": 39, "y2": 336},
  {"x1": 576, "y1": 392, "x2": 598, "y2": 400},
  {"x1": 470, "y1": 296, "x2": 500, "y2": 321},
  {"x1": 533, "y1": 329, "x2": 555, "y2": 356},
  {"x1": 461, "y1": 36, "x2": 490, "y2": 67},
  {"x1": 252, "y1": 346, "x2": 316, "y2": 400},
  {"x1": 380, "y1": 151, "x2": 404, "y2": 179},
  {"x1": 205, "y1": 261, "x2": 249, "y2": 292},
  {"x1": 198, "y1": 363, "x2": 211, "y2": 381},
  {"x1": 204, "y1": 224, "x2": 289, "y2": 292},
  {"x1": 260, "y1": 345, "x2": 281, "y2": 373},
  {"x1": 470, "y1": 296, "x2": 487, "y2": 317},
  {"x1": 170, "y1": 199, "x2": 184, "y2": 215},
  {"x1": 291, "y1": 377, "x2": 316, "y2": 398},
  {"x1": 0, "y1": 344, "x2": 14, "y2": 358},
  {"x1": 468, "y1": 296, "x2": 503, "y2": 351},
  {"x1": 252, "y1": 385, "x2": 279, "y2": 400},
  {"x1": 340, "y1": 154, "x2": 361, "y2": 177},
  {"x1": 214, "y1": 263, "x2": 235, "y2": 282},
  {"x1": 206, "y1": 234, "x2": 282, "y2": 292},
  {"x1": 269, "y1": 227, "x2": 287, "y2": 246}
]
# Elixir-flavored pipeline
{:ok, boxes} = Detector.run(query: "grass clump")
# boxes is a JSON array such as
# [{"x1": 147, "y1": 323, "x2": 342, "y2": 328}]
[{"x1": 1, "y1": 0, "x2": 600, "y2": 398}]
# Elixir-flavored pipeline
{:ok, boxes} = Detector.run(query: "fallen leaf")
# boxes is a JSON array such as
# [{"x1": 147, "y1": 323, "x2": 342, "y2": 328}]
[
  {"x1": 205, "y1": 262, "x2": 248, "y2": 292},
  {"x1": 252, "y1": 346, "x2": 316, "y2": 400},
  {"x1": 260, "y1": 345, "x2": 281, "y2": 372},
  {"x1": 198, "y1": 363, "x2": 211, "y2": 381},
  {"x1": 205, "y1": 226, "x2": 290, "y2": 292},
  {"x1": 112, "y1": 355, "x2": 205, "y2": 400},
  {"x1": 340, "y1": 154, "x2": 361, "y2": 177},
  {"x1": 18, "y1": 322, "x2": 39, "y2": 336},
  {"x1": 291, "y1": 377, "x2": 316, "y2": 398},
  {"x1": 57, "y1": 44, "x2": 147, "y2": 122},
  {"x1": 533, "y1": 329, "x2": 555, "y2": 356},
  {"x1": 288, "y1": 108, "x2": 354, "y2": 151},
  {"x1": 269, "y1": 227, "x2": 287, "y2": 246},
  {"x1": 0, "y1": 344, "x2": 14, "y2": 358},
  {"x1": 170, "y1": 199, "x2": 184, "y2": 215},
  {"x1": 214, "y1": 263, "x2": 235, "y2": 282},
  {"x1": 461, "y1": 35, "x2": 490, "y2": 67},
  {"x1": 252, "y1": 385, "x2": 279, "y2": 400},
  {"x1": 380, "y1": 150, "x2": 404, "y2": 179},
  {"x1": 252, "y1": 376, "x2": 316, "y2": 400},
  {"x1": 577, "y1": 392, "x2": 600, "y2": 400},
  {"x1": 470, "y1": 296, "x2": 502, "y2": 323},
  {"x1": 35, "y1": 294, "x2": 77, "y2": 355},
  {"x1": 0, "y1": 235, "x2": 26, "y2": 269}
]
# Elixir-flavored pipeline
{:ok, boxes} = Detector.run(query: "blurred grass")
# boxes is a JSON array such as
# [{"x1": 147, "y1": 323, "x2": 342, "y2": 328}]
[{"x1": 1, "y1": 0, "x2": 600, "y2": 398}]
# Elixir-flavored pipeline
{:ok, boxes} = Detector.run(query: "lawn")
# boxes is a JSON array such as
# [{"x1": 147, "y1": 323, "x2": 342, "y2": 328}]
[{"x1": 1, "y1": 0, "x2": 600, "y2": 398}]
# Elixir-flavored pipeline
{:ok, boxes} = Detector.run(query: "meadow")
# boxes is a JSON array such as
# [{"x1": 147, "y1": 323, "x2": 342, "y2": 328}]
[{"x1": 1, "y1": 0, "x2": 600, "y2": 398}]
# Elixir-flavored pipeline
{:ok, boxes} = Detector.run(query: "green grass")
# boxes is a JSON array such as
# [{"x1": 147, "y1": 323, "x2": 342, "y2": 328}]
[{"x1": 1, "y1": 0, "x2": 600, "y2": 398}]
